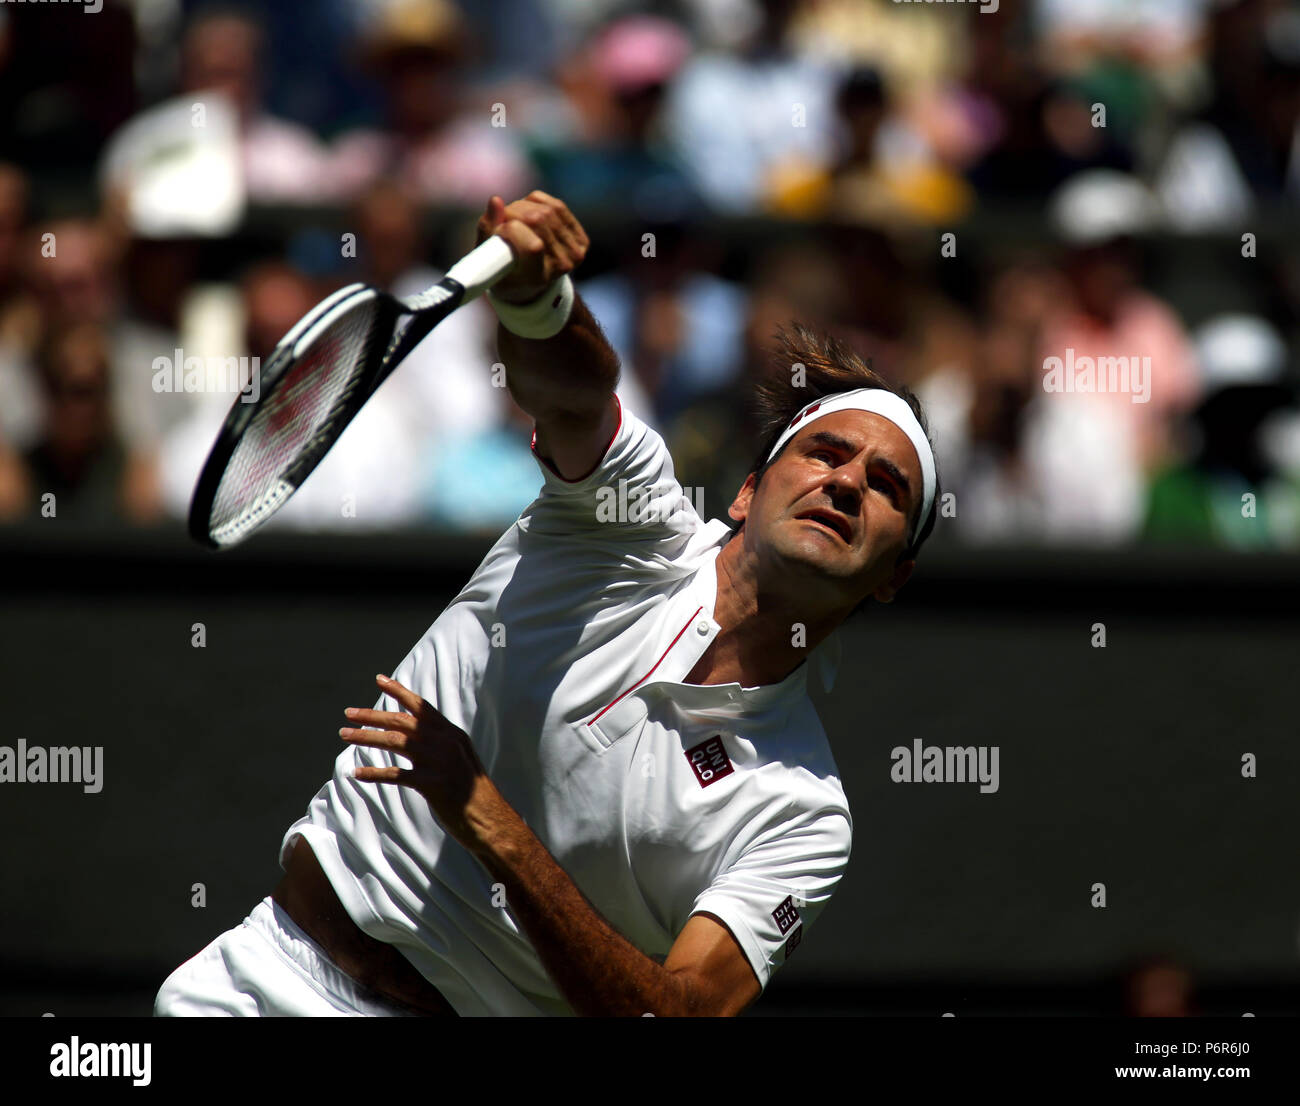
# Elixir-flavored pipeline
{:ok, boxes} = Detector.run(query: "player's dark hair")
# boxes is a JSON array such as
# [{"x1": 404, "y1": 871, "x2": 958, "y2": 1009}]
[{"x1": 739, "y1": 324, "x2": 941, "y2": 609}]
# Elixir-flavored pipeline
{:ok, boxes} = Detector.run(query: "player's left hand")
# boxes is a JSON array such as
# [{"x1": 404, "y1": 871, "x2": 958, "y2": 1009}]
[{"x1": 339, "y1": 674, "x2": 507, "y2": 854}]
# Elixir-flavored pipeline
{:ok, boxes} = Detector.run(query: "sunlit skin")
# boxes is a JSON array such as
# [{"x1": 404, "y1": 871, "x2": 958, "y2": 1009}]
[{"x1": 686, "y1": 409, "x2": 923, "y2": 689}]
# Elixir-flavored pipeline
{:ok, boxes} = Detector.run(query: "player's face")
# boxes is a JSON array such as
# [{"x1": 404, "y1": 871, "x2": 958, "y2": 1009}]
[{"x1": 727, "y1": 411, "x2": 921, "y2": 610}]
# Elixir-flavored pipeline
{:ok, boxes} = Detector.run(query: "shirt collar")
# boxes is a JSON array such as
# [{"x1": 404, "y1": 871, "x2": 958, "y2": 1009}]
[{"x1": 643, "y1": 520, "x2": 837, "y2": 710}]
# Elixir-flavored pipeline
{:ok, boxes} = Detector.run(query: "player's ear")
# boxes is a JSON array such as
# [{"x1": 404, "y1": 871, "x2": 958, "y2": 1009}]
[
  {"x1": 872, "y1": 557, "x2": 914, "y2": 604},
  {"x1": 728, "y1": 472, "x2": 757, "y2": 524}
]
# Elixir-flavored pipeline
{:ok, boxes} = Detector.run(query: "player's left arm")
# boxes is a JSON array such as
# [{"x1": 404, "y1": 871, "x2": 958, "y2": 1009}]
[
  {"x1": 340, "y1": 674, "x2": 761, "y2": 1017},
  {"x1": 475, "y1": 828, "x2": 760, "y2": 1017}
]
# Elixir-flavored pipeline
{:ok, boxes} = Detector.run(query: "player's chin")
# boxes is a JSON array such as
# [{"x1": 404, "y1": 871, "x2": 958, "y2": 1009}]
[
  {"x1": 774, "y1": 532, "x2": 854, "y2": 576},
  {"x1": 788, "y1": 518, "x2": 855, "y2": 552}
]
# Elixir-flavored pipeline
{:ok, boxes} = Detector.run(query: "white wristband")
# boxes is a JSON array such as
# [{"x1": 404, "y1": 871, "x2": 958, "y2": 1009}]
[{"x1": 487, "y1": 275, "x2": 575, "y2": 339}]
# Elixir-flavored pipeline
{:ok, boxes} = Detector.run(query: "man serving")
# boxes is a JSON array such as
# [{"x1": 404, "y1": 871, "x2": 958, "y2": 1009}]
[{"x1": 155, "y1": 191, "x2": 940, "y2": 1017}]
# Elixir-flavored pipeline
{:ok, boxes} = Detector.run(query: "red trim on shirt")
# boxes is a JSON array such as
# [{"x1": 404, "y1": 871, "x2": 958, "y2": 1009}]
[
  {"x1": 530, "y1": 393, "x2": 624, "y2": 484},
  {"x1": 589, "y1": 604, "x2": 704, "y2": 725}
]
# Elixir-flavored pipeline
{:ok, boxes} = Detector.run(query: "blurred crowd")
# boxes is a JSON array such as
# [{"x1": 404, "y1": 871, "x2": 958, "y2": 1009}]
[{"x1": 1, "y1": 0, "x2": 1299, "y2": 546}]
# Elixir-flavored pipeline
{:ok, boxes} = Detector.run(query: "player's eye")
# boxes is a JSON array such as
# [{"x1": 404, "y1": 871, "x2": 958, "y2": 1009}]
[{"x1": 870, "y1": 474, "x2": 900, "y2": 506}]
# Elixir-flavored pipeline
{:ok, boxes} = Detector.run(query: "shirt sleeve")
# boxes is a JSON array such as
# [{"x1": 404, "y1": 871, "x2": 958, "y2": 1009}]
[
  {"x1": 689, "y1": 797, "x2": 852, "y2": 994},
  {"x1": 524, "y1": 392, "x2": 707, "y2": 544}
]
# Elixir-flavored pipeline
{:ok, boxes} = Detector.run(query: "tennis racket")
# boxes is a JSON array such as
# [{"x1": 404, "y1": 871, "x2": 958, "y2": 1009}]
[{"x1": 188, "y1": 234, "x2": 516, "y2": 549}]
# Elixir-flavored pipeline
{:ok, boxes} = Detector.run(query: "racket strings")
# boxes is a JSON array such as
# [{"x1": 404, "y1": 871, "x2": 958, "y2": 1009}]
[{"x1": 208, "y1": 297, "x2": 380, "y2": 542}]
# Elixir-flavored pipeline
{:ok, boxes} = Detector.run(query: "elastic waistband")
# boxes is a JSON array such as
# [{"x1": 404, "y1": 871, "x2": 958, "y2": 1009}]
[{"x1": 246, "y1": 896, "x2": 417, "y2": 1017}]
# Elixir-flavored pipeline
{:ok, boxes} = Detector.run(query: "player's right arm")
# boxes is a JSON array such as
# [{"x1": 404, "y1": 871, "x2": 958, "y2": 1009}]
[{"x1": 478, "y1": 191, "x2": 621, "y2": 482}]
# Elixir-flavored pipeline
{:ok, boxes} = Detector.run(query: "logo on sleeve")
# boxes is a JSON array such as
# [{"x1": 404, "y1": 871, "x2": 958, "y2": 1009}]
[
  {"x1": 772, "y1": 895, "x2": 800, "y2": 935},
  {"x1": 784, "y1": 924, "x2": 802, "y2": 960},
  {"x1": 773, "y1": 895, "x2": 803, "y2": 960},
  {"x1": 685, "y1": 735, "x2": 733, "y2": 788}
]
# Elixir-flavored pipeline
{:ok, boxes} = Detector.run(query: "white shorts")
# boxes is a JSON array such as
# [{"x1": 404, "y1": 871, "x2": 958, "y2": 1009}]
[{"x1": 153, "y1": 896, "x2": 421, "y2": 1017}]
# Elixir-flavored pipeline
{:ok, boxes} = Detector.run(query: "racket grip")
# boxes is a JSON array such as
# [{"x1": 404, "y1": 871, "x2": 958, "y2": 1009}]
[{"x1": 446, "y1": 235, "x2": 517, "y2": 301}]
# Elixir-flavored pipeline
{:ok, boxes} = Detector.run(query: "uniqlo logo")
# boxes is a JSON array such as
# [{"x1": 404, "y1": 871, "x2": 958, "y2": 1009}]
[
  {"x1": 784, "y1": 923, "x2": 802, "y2": 960},
  {"x1": 772, "y1": 895, "x2": 800, "y2": 935},
  {"x1": 685, "y1": 735, "x2": 733, "y2": 788}
]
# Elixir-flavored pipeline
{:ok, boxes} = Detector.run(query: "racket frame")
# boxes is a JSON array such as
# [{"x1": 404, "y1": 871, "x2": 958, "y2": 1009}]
[{"x1": 187, "y1": 236, "x2": 516, "y2": 549}]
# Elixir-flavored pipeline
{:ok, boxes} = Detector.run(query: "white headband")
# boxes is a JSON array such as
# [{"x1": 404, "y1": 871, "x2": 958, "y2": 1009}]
[{"x1": 766, "y1": 388, "x2": 936, "y2": 545}]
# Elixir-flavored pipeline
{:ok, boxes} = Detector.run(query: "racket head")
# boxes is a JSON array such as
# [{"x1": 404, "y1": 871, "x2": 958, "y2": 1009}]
[
  {"x1": 188, "y1": 284, "x2": 399, "y2": 549},
  {"x1": 186, "y1": 235, "x2": 515, "y2": 550}
]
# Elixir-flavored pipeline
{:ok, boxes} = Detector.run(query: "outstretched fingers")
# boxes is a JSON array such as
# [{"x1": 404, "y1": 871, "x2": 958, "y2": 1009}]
[
  {"x1": 340, "y1": 725, "x2": 409, "y2": 753},
  {"x1": 375, "y1": 673, "x2": 425, "y2": 714},
  {"x1": 351, "y1": 762, "x2": 415, "y2": 788}
]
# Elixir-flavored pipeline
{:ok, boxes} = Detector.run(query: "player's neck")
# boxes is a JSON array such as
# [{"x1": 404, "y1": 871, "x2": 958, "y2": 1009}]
[{"x1": 688, "y1": 543, "x2": 839, "y2": 689}]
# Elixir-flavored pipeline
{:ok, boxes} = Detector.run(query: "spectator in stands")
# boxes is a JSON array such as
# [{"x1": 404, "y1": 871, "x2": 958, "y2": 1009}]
[
  {"x1": 0, "y1": 177, "x2": 31, "y2": 524},
  {"x1": 829, "y1": 223, "x2": 912, "y2": 379},
  {"x1": 17, "y1": 219, "x2": 119, "y2": 448},
  {"x1": 329, "y1": 0, "x2": 533, "y2": 204},
  {"x1": 1145, "y1": 314, "x2": 1300, "y2": 548},
  {"x1": 1033, "y1": 0, "x2": 1209, "y2": 80},
  {"x1": 1156, "y1": 2, "x2": 1300, "y2": 228},
  {"x1": 896, "y1": 8, "x2": 1016, "y2": 182},
  {"x1": 0, "y1": 0, "x2": 136, "y2": 171},
  {"x1": 1026, "y1": 171, "x2": 1201, "y2": 541},
  {"x1": 23, "y1": 215, "x2": 205, "y2": 469},
  {"x1": 0, "y1": 163, "x2": 33, "y2": 349},
  {"x1": 529, "y1": 15, "x2": 702, "y2": 219},
  {"x1": 782, "y1": 0, "x2": 960, "y2": 90},
  {"x1": 418, "y1": 375, "x2": 543, "y2": 535},
  {"x1": 0, "y1": 439, "x2": 28, "y2": 520},
  {"x1": 15, "y1": 323, "x2": 160, "y2": 523},
  {"x1": 967, "y1": 71, "x2": 1137, "y2": 201},
  {"x1": 917, "y1": 256, "x2": 1063, "y2": 544},
  {"x1": 178, "y1": 7, "x2": 334, "y2": 203},
  {"x1": 0, "y1": 163, "x2": 40, "y2": 452},
  {"x1": 351, "y1": 179, "x2": 432, "y2": 295},
  {"x1": 765, "y1": 65, "x2": 973, "y2": 224},
  {"x1": 1033, "y1": 0, "x2": 1202, "y2": 167},
  {"x1": 579, "y1": 217, "x2": 745, "y2": 426},
  {"x1": 664, "y1": 0, "x2": 841, "y2": 213},
  {"x1": 240, "y1": 260, "x2": 321, "y2": 365},
  {"x1": 1117, "y1": 954, "x2": 1196, "y2": 1017}
]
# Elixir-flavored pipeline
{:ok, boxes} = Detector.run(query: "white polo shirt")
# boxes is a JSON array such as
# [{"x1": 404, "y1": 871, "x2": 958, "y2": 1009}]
[{"x1": 280, "y1": 394, "x2": 853, "y2": 1016}]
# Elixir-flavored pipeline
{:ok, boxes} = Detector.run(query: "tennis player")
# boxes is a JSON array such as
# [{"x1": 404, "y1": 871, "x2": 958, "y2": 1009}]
[{"x1": 155, "y1": 191, "x2": 940, "y2": 1017}]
